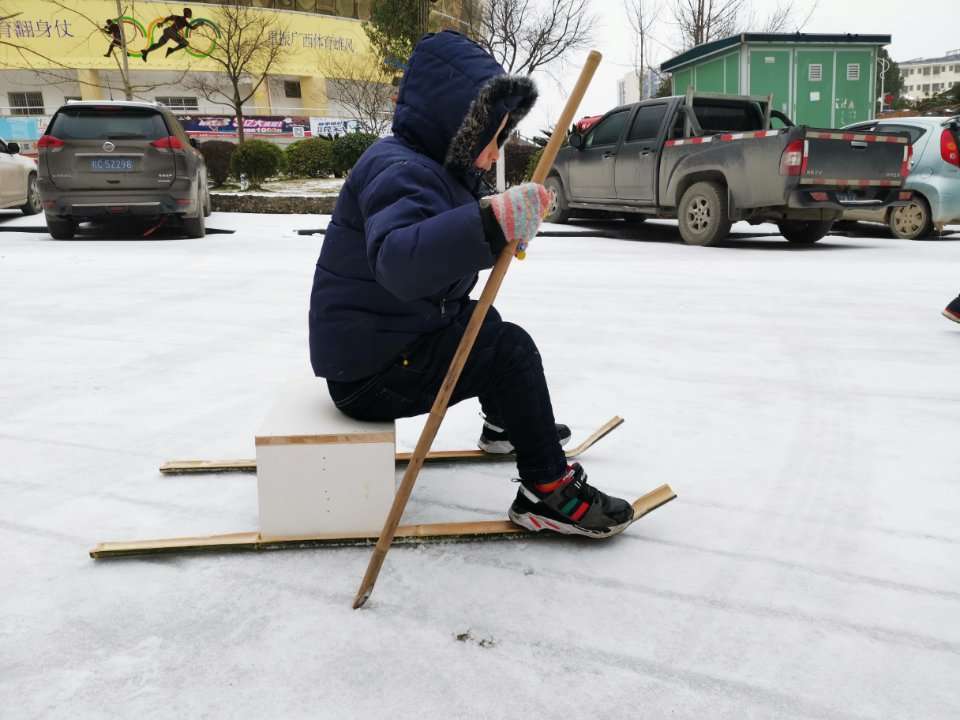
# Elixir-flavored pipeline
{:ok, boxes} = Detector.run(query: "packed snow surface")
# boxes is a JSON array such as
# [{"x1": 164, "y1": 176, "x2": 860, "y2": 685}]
[{"x1": 2, "y1": 212, "x2": 959, "y2": 719}]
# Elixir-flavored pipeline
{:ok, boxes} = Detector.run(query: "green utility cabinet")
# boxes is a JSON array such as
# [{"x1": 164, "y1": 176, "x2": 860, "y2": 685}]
[{"x1": 661, "y1": 33, "x2": 889, "y2": 127}]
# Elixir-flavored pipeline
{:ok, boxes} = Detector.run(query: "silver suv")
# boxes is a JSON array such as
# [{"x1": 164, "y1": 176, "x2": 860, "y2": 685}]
[{"x1": 37, "y1": 100, "x2": 210, "y2": 239}]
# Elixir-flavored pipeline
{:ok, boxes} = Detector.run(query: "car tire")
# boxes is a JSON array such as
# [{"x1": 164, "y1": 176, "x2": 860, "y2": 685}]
[
  {"x1": 543, "y1": 176, "x2": 570, "y2": 224},
  {"x1": 21, "y1": 173, "x2": 41, "y2": 215},
  {"x1": 183, "y1": 210, "x2": 205, "y2": 238},
  {"x1": 203, "y1": 191, "x2": 212, "y2": 218},
  {"x1": 778, "y1": 219, "x2": 833, "y2": 244},
  {"x1": 182, "y1": 184, "x2": 206, "y2": 238},
  {"x1": 888, "y1": 195, "x2": 934, "y2": 239},
  {"x1": 46, "y1": 216, "x2": 76, "y2": 240},
  {"x1": 678, "y1": 181, "x2": 730, "y2": 246}
]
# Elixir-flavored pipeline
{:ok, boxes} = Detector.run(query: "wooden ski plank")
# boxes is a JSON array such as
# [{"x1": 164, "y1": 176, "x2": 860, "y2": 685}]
[
  {"x1": 89, "y1": 483, "x2": 675, "y2": 559},
  {"x1": 158, "y1": 416, "x2": 625, "y2": 475}
]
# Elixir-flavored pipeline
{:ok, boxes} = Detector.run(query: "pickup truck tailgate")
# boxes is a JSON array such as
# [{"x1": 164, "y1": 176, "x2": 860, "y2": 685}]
[{"x1": 801, "y1": 130, "x2": 909, "y2": 186}]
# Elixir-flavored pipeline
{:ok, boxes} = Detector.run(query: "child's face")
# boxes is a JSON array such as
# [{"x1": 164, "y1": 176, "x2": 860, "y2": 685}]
[{"x1": 473, "y1": 114, "x2": 510, "y2": 172}]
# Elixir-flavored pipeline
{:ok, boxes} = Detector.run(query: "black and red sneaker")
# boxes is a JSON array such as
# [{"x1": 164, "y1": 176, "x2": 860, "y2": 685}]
[
  {"x1": 508, "y1": 463, "x2": 634, "y2": 538},
  {"x1": 478, "y1": 418, "x2": 571, "y2": 455},
  {"x1": 943, "y1": 295, "x2": 960, "y2": 324}
]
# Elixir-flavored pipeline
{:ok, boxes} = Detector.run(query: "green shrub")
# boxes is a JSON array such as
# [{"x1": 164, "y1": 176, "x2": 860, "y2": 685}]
[
  {"x1": 329, "y1": 132, "x2": 379, "y2": 176},
  {"x1": 284, "y1": 137, "x2": 333, "y2": 178},
  {"x1": 199, "y1": 140, "x2": 236, "y2": 187},
  {"x1": 524, "y1": 147, "x2": 544, "y2": 182},
  {"x1": 230, "y1": 139, "x2": 284, "y2": 188}
]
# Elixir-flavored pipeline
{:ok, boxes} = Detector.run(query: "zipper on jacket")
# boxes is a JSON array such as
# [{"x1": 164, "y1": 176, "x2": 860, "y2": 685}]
[{"x1": 440, "y1": 298, "x2": 446, "y2": 317}]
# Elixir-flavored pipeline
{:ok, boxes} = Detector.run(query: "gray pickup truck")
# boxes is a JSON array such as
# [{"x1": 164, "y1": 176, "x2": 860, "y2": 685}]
[{"x1": 546, "y1": 92, "x2": 912, "y2": 245}]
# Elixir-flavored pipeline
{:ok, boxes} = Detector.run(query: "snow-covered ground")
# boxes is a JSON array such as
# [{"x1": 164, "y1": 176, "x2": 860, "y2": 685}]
[
  {"x1": 2, "y1": 211, "x2": 960, "y2": 719},
  {"x1": 212, "y1": 177, "x2": 344, "y2": 197}
]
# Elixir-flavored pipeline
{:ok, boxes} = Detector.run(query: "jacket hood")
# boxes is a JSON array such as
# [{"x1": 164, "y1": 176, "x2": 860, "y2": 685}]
[{"x1": 391, "y1": 31, "x2": 537, "y2": 178}]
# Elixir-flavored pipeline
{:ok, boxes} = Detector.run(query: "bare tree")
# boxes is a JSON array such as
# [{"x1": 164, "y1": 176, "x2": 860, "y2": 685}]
[
  {"x1": 753, "y1": 0, "x2": 818, "y2": 33},
  {"x1": 624, "y1": 0, "x2": 661, "y2": 100},
  {"x1": 673, "y1": 0, "x2": 818, "y2": 49},
  {"x1": 0, "y1": 1, "x2": 189, "y2": 102},
  {"x1": 185, "y1": 1, "x2": 285, "y2": 143},
  {"x1": 474, "y1": 0, "x2": 596, "y2": 75},
  {"x1": 672, "y1": 0, "x2": 744, "y2": 49},
  {"x1": 320, "y1": 54, "x2": 394, "y2": 136}
]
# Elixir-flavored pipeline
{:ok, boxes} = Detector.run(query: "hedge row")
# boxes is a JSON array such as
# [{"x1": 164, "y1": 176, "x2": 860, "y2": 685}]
[{"x1": 198, "y1": 133, "x2": 380, "y2": 188}]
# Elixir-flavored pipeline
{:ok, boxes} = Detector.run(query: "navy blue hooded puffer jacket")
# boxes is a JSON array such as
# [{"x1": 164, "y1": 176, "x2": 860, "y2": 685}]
[{"x1": 308, "y1": 31, "x2": 537, "y2": 382}]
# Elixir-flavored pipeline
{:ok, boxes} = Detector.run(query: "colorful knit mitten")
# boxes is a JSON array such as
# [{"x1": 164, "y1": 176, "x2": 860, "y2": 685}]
[{"x1": 481, "y1": 182, "x2": 552, "y2": 256}]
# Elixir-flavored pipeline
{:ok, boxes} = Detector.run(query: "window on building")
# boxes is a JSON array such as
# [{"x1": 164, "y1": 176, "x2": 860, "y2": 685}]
[
  {"x1": 156, "y1": 96, "x2": 199, "y2": 112},
  {"x1": 923, "y1": 67, "x2": 931, "y2": 75},
  {"x1": 808, "y1": 64, "x2": 823, "y2": 82},
  {"x1": 626, "y1": 103, "x2": 668, "y2": 142},
  {"x1": 933, "y1": 66, "x2": 941, "y2": 75},
  {"x1": 8, "y1": 91, "x2": 43, "y2": 115},
  {"x1": 584, "y1": 111, "x2": 629, "y2": 148},
  {"x1": 283, "y1": 80, "x2": 302, "y2": 99},
  {"x1": 933, "y1": 83, "x2": 944, "y2": 91},
  {"x1": 922, "y1": 83, "x2": 930, "y2": 92},
  {"x1": 846, "y1": 64, "x2": 860, "y2": 81}
]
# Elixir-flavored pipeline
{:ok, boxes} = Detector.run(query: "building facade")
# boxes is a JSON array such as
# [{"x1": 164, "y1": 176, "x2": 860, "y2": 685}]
[
  {"x1": 616, "y1": 68, "x2": 659, "y2": 105},
  {"x1": 661, "y1": 33, "x2": 890, "y2": 127},
  {"x1": 900, "y1": 51, "x2": 960, "y2": 101},
  {"x1": 0, "y1": 0, "x2": 475, "y2": 148}
]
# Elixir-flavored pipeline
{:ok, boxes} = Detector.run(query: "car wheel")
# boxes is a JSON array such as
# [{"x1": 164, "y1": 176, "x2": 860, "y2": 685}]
[
  {"x1": 777, "y1": 219, "x2": 833, "y2": 244},
  {"x1": 21, "y1": 173, "x2": 41, "y2": 215},
  {"x1": 46, "y1": 215, "x2": 76, "y2": 240},
  {"x1": 678, "y1": 181, "x2": 730, "y2": 246},
  {"x1": 543, "y1": 176, "x2": 570, "y2": 224},
  {"x1": 889, "y1": 196, "x2": 934, "y2": 239}
]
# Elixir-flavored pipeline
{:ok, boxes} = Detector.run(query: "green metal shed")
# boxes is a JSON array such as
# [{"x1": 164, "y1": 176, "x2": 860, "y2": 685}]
[{"x1": 660, "y1": 33, "x2": 891, "y2": 127}]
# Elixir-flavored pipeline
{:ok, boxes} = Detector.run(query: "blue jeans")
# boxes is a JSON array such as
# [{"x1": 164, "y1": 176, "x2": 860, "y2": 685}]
[{"x1": 327, "y1": 305, "x2": 567, "y2": 485}]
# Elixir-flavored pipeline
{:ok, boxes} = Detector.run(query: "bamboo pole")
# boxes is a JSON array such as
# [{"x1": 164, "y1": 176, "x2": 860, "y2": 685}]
[{"x1": 352, "y1": 51, "x2": 603, "y2": 609}]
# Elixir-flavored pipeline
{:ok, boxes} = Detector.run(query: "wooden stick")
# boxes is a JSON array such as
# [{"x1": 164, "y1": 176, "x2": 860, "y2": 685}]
[
  {"x1": 90, "y1": 485, "x2": 676, "y2": 559},
  {"x1": 352, "y1": 51, "x2": 604, "y2": 610},
  {"x1": 158, "y1": 416, "x2": 624, "y2": 475}
]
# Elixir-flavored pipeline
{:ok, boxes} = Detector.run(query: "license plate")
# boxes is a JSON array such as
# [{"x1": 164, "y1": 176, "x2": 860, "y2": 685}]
[{"x1": 90, "y1": 158, "x2": 135, "y2": 172}]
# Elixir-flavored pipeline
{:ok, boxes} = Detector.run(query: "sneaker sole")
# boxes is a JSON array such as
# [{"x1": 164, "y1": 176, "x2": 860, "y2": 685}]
[
  {"x1": 944, "y1": 309, "x2": 960, "y2": 324},
  {"x1": 508, "y1": 508, "x2": 633, "y2": 539},
  {"x1": 478, "y1": 434, "x2": 572, "y2": 456}
]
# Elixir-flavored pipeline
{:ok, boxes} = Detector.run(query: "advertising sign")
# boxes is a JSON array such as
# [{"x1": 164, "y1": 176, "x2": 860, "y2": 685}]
[
  {"x1": 0, "y1": 0, "x2": 375, "y2": 76},
  {"x1": 309, "y1": 117, "x2": 360, "y2": 137},
  {"x1": 178, "y1": 114, "x2": 310, "y2": 138}
]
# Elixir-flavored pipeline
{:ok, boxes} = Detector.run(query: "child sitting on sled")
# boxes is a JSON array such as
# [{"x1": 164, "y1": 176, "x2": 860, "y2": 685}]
[{"x1": 308, "y1": 31, "x2": 633, "y2": 537}]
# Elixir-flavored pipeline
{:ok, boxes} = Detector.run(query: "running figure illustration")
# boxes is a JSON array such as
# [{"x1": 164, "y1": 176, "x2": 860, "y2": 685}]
[
  {"x1": 102, "y1": 18, "x2": 122, "y2": 57},
  {"x1": 141, "y1": 8, "x2": 193, "y2": 61}
]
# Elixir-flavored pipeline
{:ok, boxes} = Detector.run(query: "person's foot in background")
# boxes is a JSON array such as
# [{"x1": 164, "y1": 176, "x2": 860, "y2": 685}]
[{"x1": 943, "y1": 295, "x2": 960, "y2": 323}]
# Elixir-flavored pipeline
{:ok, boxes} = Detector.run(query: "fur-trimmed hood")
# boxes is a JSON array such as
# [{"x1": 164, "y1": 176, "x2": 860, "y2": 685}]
[{"x1": 391, "y1": 31, "x2": 537, "y2": 179}]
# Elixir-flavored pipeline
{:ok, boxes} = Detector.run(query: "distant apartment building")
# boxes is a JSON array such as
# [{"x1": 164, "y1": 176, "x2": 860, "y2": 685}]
[
  {"x1": 617, "y1": 68, "x2": 660, "y2": 105},
  {"x1": 900, "y1": 50, "x2": 960, "y2": 100}
]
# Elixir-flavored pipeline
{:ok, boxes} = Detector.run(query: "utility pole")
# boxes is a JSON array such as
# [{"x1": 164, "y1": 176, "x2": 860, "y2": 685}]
[
  {"x1": 877, "y1": 54, "x2": 890, "y2": 116},
  {"x1": 115, "y1": 0, "x2": 133, "y2": 100}
]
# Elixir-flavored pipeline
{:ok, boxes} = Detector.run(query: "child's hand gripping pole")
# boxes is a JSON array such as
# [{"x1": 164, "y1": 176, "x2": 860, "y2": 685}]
[
  {"x1": 352, "y1": 50, "x2": 603, "y2": 610},
  {"x1": 481, "y1": 183, "x2": 552, "y2": 260}
]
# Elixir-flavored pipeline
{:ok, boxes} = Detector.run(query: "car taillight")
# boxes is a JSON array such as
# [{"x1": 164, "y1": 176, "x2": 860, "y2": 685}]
[
  {"x1": 37, "y1": 135, "x2": 64, "y2": 149},
  {"x1": 150, "y1": 136, "x2": 183, "y2": 150},
  {"x1": 942, "y1": 128, "x2": 960, "y2": 168},
  {"x1": 780, "y1": 139, "x2": 806, "y2": 176},
  {"x1": 901, "y1": 144, "x2": 913, "y2": 177}
]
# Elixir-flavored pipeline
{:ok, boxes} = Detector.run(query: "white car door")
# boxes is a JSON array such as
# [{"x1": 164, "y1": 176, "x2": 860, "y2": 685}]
[{"x1": 0, "y1": 137, "x2": 21, "y2": 206}]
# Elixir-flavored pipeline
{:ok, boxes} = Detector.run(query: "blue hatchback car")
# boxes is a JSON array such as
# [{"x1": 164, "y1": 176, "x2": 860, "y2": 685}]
[{"x1": 842, "y1": 116, "x2": 960, "y2": 238}]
